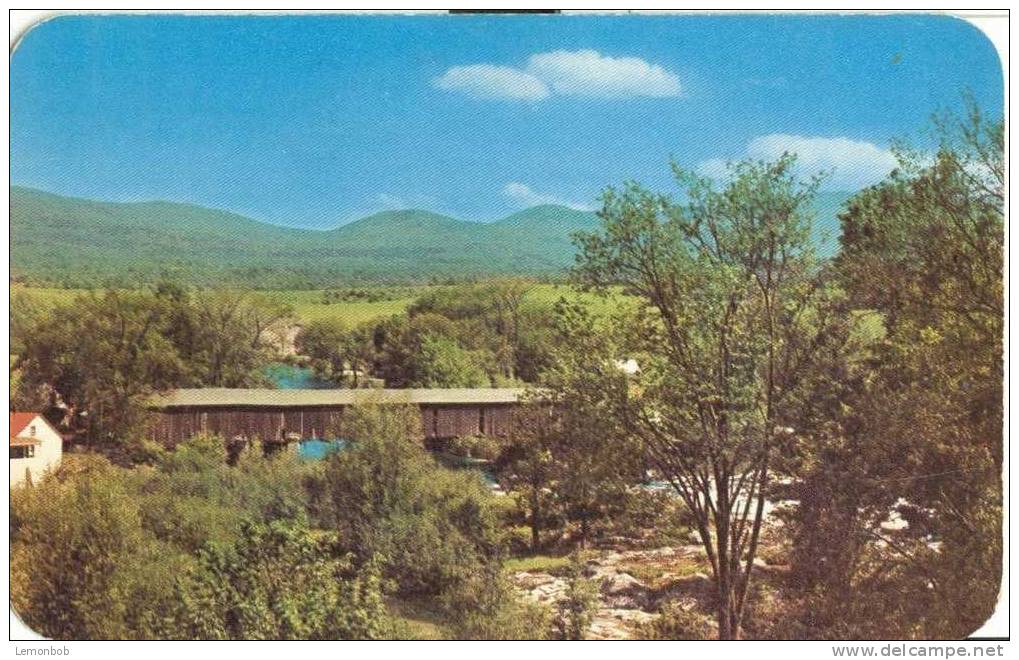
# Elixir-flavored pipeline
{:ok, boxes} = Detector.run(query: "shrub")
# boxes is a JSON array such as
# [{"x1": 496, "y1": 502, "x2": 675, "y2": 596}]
[
  {"x1": 552, "y1": 557, "x2": 600, "y2": 640},
  {"x1": 447, "y1": 434, "x2": 501, "y2": 461},
  {"x1": 173, "y1": 518, "x2": 393, "y2": 640},
  {"x1": 312, "y1": 404, "x2": 504, "y2": 600},
  {"x1": 10, "y1": 455, "x2": 165, "y2": 639},
  {"x1": 441, "y1": 564, "x2": 552, "y2": 640},
  {"x1": 638, "y1": 603, "x2": 715, "y2": 640}
]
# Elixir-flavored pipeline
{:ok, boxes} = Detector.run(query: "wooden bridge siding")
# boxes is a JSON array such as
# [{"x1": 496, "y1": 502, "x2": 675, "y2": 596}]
[
  {"x1": 148, "y1": 403, "x2": 518, "y2": 447},
  {"x1": 407, "y1": 404, "x2": 515, "y2": 439}
]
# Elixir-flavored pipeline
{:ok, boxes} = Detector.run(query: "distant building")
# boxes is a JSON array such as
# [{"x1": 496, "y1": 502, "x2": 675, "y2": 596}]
[{"x1": 10, "y1": 412, "x2": 62, "y2": 488}]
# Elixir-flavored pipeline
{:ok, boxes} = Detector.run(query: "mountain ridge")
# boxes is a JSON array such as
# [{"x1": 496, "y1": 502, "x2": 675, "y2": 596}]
[
  {"x1": 10, "y1": 186, "x2": 851, "y2": 288},
  {"x1": 10, "y1": 186, "x2": 603, "y2": 287}
]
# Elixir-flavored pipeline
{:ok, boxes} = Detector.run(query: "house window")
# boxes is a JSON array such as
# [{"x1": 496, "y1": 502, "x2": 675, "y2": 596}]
[
  {"x1": 29, "y1": 425, "x2": 36, "y2": 437},
  {"x1": 10, "y1": 445, "x2": 35, "y2": 459}
]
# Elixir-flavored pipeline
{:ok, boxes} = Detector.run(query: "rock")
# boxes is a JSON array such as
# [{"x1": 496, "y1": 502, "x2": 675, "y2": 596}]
[
  {"x1": 601, "y1": 572, "x2": 651, "y2": 609},
  {"x1": 603, "y1": 572, "x2": 646, "y2": 592},
  {"x1": 603, "y1": 608, "x2": 658, "y2": 624},
  {"x1": 587, "y1": 608, "x2": 659, "y2": 640},
  {"x1": 603, "y1": 551, "x2": 625, "y2": 564},
  {"x1": 673, "y1": 596, "x2": 699, "y2": 612}
]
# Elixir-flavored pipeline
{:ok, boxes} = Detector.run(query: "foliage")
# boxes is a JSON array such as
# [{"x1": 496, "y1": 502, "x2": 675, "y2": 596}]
[
  {"x1": 311, "y1": 405, "x2": 505, "y2": 602},
  {"x1": 416, "y1": 335, "x2": 491, "y2": 387},
  {"x1": 553, "y1": 557, "x2": 600, "y2": 640},
  {"x1": 295, "y1": 317, "x2": 375, "y2": 386},
  {"x1": 363, "y1": 279, "x2": 543, "y2": 387},
  {"x1": 440, "y1": 563, "x2": 552, "y2": 640},
  {"x1": 604, "y1": 488, "x2": 695, "y2": 547},
  {"x1": 786, "y1": 100, "x2": 1004, "y2": 639},
  {"x1": 173, "y1": 518, "x2": 392, "y2": 640},
  {"x1": 13, "y1": 286, "x2": 290, "y2": 445},
  {"x1": 10, "y1": 455, "x2": 182, "y2": 640},
  {"x1": 496, "y1": 375, "x2": 640, "y2": 553},
  {"x1": 569, "y1": 154, "x2": 835, "y2": 638},
  {"x1": 446, "y1": 433, "x2": 502, "y2": 461},
  {"x1": 497, "y1": 400, "x2": 563, "y2": 551},
  {"x1": 164, "y1": 286, "x2": 293, "y2": 387},
  {"x1": 15, "y1": 290, "x2": 187, "y2": 443},
  {"x1": 11, "y1": 187, "x2": 601, "y2": 287},
  {"x1": 9, "y1": 443, "x2": 376, "y2": 640},
  {"x1": 542, "y1": 300, "x2": 646, "y2": 548},
  {"x1": 639, "y1": 603, "x2": 715, "y2": 640}
]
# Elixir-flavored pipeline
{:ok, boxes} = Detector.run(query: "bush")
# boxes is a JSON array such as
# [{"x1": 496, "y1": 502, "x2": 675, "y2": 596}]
[
  {"x1": 311, "y1": 404, "x2": 505, "y2": 601},
  {"x1": 447, "y1": 434, "x2": 501, "y2": 461},
  {"x1": 603, "y1": 488, "x2": 694, "y2": 546},
  {"x1": 638, "y1": 603, "x2": 715, "y2": 640},
  {"x1": 173, "y1": 518, "x2": 393, "y2": 640},
  {"x1": 441, "y1": 565, "x2": 552, "y2": 640},
  {"x1": 504, "y1": 525, "x2": 537, "y2": 556},
  {"x1": 553, "y1": 557, "x2": 600, "y2": 640},
  {"x1": 10, "y1": 455, "x2": 169, "y2": 639},
  {"x1": 11, "y1": 440, "x2": 330, "y2": 640}
]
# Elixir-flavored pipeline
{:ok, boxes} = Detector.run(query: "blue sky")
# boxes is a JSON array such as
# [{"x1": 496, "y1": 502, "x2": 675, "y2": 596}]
[{"x1": 11, "y1": 14, "x2": 1003, "y2": 229}]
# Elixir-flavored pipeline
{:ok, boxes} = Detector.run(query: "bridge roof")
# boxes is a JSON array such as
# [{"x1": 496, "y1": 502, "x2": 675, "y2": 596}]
[{"x1": 148, "y1": 387, "x2": 531, "y2": 409}]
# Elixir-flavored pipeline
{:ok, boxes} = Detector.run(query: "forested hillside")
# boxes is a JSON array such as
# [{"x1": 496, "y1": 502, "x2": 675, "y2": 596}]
[{"x1": 10, "y1": 187, "x2": 848, "y2": 288}]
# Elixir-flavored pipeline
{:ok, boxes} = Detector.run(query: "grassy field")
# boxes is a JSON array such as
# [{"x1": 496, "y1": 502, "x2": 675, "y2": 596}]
[
  {"x1": 12, "y1": 283, "x2": 629, "y2": 327},
  {"x1": 260, "y1": 288, "x2": 421, "y2": 325},
  {"x1": 11, "y1": 285, "x2": 421, "y2": 326}
]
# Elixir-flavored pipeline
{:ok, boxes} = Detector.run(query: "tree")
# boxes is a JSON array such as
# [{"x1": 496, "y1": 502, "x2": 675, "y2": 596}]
[
  {"x1": 312, "y1": 404, "x2": 505, "y2": 600},
  {"x1": 499, "y1": 399, "x2": 562, "y2": 552},
  {"x1": 16, "y1": 290, "x2": 186, "y2": 443},
  {"x1": 571, "y1": 156, "x2": 834, "y2": 639},
  {"x1": 15, "y1": 286, "x2": 289, "y2": 446},
  {"x1": 174, "y1": 518, "x2": 392, "y2": 640},
  {"x1": 296, "y1": 318, "x2": 374, "y2": 386},
  {"x1": 797, "y1": 100, "x2": 1004, "y2": 638},
  {"x1": 408, "y1": 279, "x2": 538, "y2": 381},
  {"x1": 540, "y1": 300, "x2": 643, "y2": 549},
  {"x1": 369, "y1": 312, "x2": 497, "y2": 387},
  {"x1": 416, "y1": 335, "x2": 490, "y2": 387},
  {"x1": 186, "y1": 290, "x2": 290, "y2": 387}
]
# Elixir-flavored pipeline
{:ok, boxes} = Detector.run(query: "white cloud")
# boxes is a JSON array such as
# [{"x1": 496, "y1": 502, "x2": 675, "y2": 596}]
[
  {"x1": 434, "y1": 49, "x2": 680, "y2": 101},
  {"x1": 525, "y1": 49, "x2": 681, "y2": 98},
  {"x1": 502, "y1": 182, "x2": 594, "y2": 210},
  {"x1": 432, "y1": 64, "x2": 549, "y2": 101},
  {"x1": 698, "y1": 134, "x2": 898, "y2": 190},
  {"x1": 696, "y1": 157, "x2": 730, "y2": 181}
]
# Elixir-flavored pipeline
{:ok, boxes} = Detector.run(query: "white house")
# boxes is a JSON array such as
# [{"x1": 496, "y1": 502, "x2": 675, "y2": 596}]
[{"x1": 10, "y1": 412, "x2": 62, "y2": 488}]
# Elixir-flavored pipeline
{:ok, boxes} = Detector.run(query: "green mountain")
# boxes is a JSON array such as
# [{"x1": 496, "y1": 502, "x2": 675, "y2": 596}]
[
  {"x1": 10, "y1": 186, "x2": 853, "y2": 288},
  {"x1": 10, "y1": 187, "x2": 602, "y2": 287}
]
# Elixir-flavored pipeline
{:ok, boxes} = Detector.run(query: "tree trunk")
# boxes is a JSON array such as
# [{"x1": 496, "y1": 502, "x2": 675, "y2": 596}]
[
  {"x1": 530, "y1": 489, "x2": 541, "y2": 552},
  {"x1": 717, "y1": 557, "x2": 734, "y2": 639},
  {"x1": 716, "y1": 480, "x2": 735, "y2": 640}
]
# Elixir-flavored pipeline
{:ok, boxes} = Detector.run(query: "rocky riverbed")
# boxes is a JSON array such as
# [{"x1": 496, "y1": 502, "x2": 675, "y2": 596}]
[{"x1": 510, "y1": 545, "x2": 716, "y2": 640}]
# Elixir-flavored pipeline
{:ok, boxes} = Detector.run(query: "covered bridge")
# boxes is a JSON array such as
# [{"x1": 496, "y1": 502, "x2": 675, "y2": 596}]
[{"x1": 146, "y1": 388, "x2": 530, "y2": 448}]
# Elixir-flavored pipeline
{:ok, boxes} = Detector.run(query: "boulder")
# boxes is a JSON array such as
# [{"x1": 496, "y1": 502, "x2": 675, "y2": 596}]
[{"x1": 601, "y1": 572, "x2": 651, "y2": 609}]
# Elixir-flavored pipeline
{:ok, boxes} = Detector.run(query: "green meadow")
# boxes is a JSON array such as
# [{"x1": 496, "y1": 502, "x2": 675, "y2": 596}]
[{"x1": 12, "y1": 283, "x2": 627, "y2": 327}]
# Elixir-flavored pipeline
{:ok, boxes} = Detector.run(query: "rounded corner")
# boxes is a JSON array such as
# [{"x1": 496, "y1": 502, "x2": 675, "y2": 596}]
[{"x1": 11, "y1": 12, "x2": 79, "y2": 68}]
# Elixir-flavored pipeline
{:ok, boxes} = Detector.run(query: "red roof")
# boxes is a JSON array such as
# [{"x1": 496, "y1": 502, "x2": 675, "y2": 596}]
[{"x1": 10, "y1": 412, "x2": 48, "y2": 445}]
